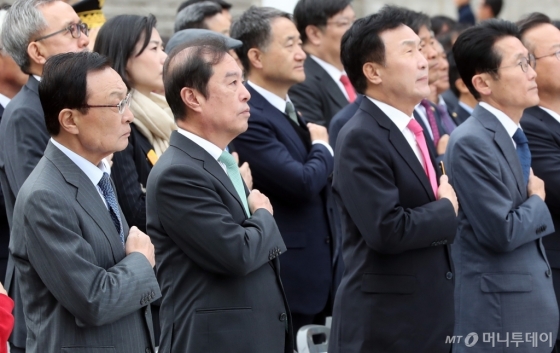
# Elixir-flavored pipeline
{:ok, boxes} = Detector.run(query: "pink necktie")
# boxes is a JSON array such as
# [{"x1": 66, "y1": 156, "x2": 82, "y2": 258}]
[
  {"x1": 407, "y1": 119, "x2": 438, "y2": 198},
  {"x1": 340, "y1": 75, "x2": 356, "y2": 103},
  {"x1": 420, "y1": 99, "x2": 440, "y2": 147}
]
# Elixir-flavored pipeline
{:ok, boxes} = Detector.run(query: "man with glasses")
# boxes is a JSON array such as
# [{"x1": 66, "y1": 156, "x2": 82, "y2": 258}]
[
  {"x1": 518, "y1": 13, "x2": 560, "y2": 352},
  {"x1": 288, "y1": 0, "x2": 355, "y2": 128},
  {"x1": 0, "y1": 1, "x2": 89, "y2": 352},
  {"x1": 446, "y1": 20, "x2": 557, "y2": 352},
  {"x1": 10, "y1": 51, "x2": 160, "y2": 353}
]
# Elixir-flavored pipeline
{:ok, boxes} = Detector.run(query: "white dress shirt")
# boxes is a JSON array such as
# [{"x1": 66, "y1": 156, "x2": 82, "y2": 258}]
[
  {"x1": 50, "y1": 138, "x2": 111, "y2": 208},
  {"x1": 539, "y1": 106, "x2": 560, "y2": 125},
  {"x1": 367, "y1": 96, "x2": 425, "y2": 168},
  {"x1": 247, "y1": 80, "x2": 334, "y2": 156},
  {"x1": 479, "y1": 102, "x2": 521, "y2": 148},
  {"x1": 458, "y1": 101, "x2": 474, "y2": 115},
  {"x1": 310, "y1": 55, "x2": 349, "y2": 100},
  {"x1": 177, "y1": 128, "x2": 228, "y2": 174},
  {"x1": 0, "y1": 93, "x2": 10, "y2": 109},
  {"x1": 414, "y1": 103, "x2": 434, "y2": 140}
]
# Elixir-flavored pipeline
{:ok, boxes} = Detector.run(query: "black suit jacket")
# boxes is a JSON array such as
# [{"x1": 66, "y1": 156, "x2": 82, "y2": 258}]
[
  {"x1": 329, "y1": 98, "x2": 457, "y2": 353},
  {"x1": 289, "y1": 57, "x2": 349, "y2": 128},
  {"x1": 0, "y1": 76, "x2": 49, "y2": 349},
  {"x1": 0, "y1": 102, "x2": 8, "y2": 283},
  {"x1": 329, "y1": 95, "x2": 363, "y2": 150},
  {"x1": 146, "y1": 131, "x2": 293, "y2": 353},
  {"x1": 234, "y1": 85, "x2": 337, "y2": 315},
  {"x1": 521, "y1": 107, "x2": 560, "y2": 266},
  {"x1": 111, "y1": 123, "x2": 154, "y2": 233}
]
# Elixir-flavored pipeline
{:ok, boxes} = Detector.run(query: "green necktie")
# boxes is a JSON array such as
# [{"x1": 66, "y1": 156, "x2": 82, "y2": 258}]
[
  {"x1": 218, "y1": 151, "x2": 251, "y2": 217},
  {"x1": 285, "y1": 101, "x2": 300, "y2": 126}
]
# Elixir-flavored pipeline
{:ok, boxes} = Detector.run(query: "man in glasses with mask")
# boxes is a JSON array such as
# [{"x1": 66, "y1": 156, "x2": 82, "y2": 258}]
[{"x1": 0, "y1": 1, "x2": 89, "y2": 352}]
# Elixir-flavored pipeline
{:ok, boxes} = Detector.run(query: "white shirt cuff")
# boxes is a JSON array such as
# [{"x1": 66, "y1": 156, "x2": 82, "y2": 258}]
[{"x1": 312, "y1": 140, "x2": 334, "y2": 156}]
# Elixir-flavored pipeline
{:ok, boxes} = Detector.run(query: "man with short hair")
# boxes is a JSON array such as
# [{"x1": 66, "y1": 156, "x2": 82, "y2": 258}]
[
  {"x1": 11, "y1": 50, "x2": 160, "y2": 353},
  {"x1": 231, "y1": 6, "x2": 339, "y2": 335},
  {"x1": 518, "y1": 12, "x2": 560, "y2": 351},
  {"x1": 0, "y1": 1, "x2": 89, "y2": 351},
  {"x1": 446, "y1": 52, "x2": 476, "y2": 125},
  {"x1": 447, "y1": 19, "x2": 557, "y2": 352},
  {"x1": 288, "y1": 0, "x2": 355, "y2": 128},
  {"x1": 329, "y1": 5, "x2": 458, "y2": 352},
  {"x1": 177, "y1": 0, "x2": 232, "y2": 21},
  {"x1": 174, "y1": 1, "x2": 231, "y2": 35},
  {"x1": 146, "y1": 38, "x2": 292, "y2": 353}
]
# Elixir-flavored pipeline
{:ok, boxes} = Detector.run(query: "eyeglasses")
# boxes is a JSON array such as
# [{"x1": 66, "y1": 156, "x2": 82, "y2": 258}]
[
  {"x1": 83, "y1": 93, "x2": 131, "y2": 115},
  {"x1": 535, "y1": 50, "x2": 560, "y2": 62},
  {"x1": 489, "y1": 54, "x2": 536, "y2": 74},
  {"x1": 34, "y1": 22, "x2": 89, "y2": 42},
  {"x1": 326, "y1": 18, "x2": 355, "y2": 28}
]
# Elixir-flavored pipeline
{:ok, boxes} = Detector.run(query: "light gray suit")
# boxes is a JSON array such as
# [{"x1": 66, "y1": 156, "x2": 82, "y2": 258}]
[
  {"x1": 10, "y1": 141, "x2": 161, "y2": 353},
  {"x1": 445, "y1": 105, "x2": 558, "y2": 353}
]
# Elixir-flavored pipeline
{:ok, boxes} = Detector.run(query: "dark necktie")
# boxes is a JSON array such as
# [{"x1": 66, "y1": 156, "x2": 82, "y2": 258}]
[
  {"x1": 512, "y1": 128, "x2": 531, "y2": 187},
  {"x1": 285, "y1": 101, "x2": 300, "y2": 126},
  {"x1": 98, "y1": 172, "x2": 125, "y2": 246},
  {"x1": 420, "y1": 99, "x2": 441, "y2": 146},
  {"x1": 436, "y1": 104, "x2": 456, "y2": 134}
]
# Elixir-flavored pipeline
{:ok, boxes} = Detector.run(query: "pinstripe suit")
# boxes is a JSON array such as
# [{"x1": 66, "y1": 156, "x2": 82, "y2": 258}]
[{"x1": 9, "y1": 141, "x2": 161, "y2": 353}]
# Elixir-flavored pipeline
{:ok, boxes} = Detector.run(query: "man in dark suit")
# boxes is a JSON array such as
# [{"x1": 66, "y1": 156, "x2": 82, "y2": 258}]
[
  {"x1": 0, "y1": 1, "x2": 90, "y2": 351},
  {"x1": 288, "y1": 0, "x2": 355, "y2": 128},
  {"x1": 0, "y1": 5, "x2": 28, "y2": 284},
  {"x1": 146, "y1": 38, "x2": 292, "y2": 353},
  {"x1": 329, "y1": 95, "x2": 363, "y2": 149},
  {"x1": 11, "y1": 51, "x2": 160, "y2": 353},
  {"x1": 518, "y1": 13, "x2": 560, "y2": 351},
  {"x1": 445, "y1": 52, "x2": 475, "y2": 126},
  {"x1": 230, "y1": 6, "x2": 339, "y2": 335},
  {"x1": 447, "y1": 20, "x2": 557, "y2": 352},
  {"x1": 329, "y1": 6, "x2": 459, "y2": 353}
]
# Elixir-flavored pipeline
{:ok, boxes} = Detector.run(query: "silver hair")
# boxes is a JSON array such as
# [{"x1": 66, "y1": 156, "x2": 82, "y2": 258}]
[
  {"x1": 1, "y1": 0, "x2": 57, "y2": 73},
  {"x1": 174, "y1": 1, "x2": 222, "y2": 33}
]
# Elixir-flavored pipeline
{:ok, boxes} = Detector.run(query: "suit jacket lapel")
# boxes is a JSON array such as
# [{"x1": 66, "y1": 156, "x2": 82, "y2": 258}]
[
  {"x1": 362, "y1": 99, "x2": 435, "y2": 201},
  {"x1": 474, "y1": 106, "x2": 525, "y2": 196},
  {"x1": 169, "y1": 131, "x2": 248, "y2": 218},
  {"x1": 306, "y1": 58, "x2": 348, "y2": 108},
  {"x1": 527, "y1": 106, "x2": 560, "y2": 139},
  {"x1": 44, "y1": 142, "x2": 126, "y2": 263}
]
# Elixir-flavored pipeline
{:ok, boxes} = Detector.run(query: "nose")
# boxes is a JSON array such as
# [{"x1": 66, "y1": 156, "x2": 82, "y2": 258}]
[
  {"x1": 418, "y1": 51, "x2": 429, "y2": 69},
  {"x1": 123, "y1": 104, "x2": 134, "y2": 123},
  {"x1": 527, "y1": 63, "x2": 537, "y2": 80},
  {"x1": 160, "y1": 49, "x2": 168, "y2": 64},
  {"x1": 79, "y1": 32, "x2": 90, "y2": 48},
  {"x1": 240, "y1": 83, "x2": 250, "y2": 102},
  {"x1": 295, "y1": 46, "x2": 306, "y2": 61}
]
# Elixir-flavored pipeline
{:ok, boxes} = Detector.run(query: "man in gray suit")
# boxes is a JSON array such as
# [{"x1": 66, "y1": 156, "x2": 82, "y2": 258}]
[
  {"x1": 0, "y1": 1, "x2": 89, "y2": 351},
  {"x1": 10, "y1": 51, "x2": 161, "y2": 353},
  {"x1": 446, "y1": 20, "x2": 557, "y2": 352},
  {"x1": 146, "y1": 38, "x2": 293, "y2": 353}
]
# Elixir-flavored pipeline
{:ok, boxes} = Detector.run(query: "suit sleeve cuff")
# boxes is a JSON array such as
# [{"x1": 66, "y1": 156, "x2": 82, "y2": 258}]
[{"x1": 312, "y1": 140, "x2": 334, "y2": 156}]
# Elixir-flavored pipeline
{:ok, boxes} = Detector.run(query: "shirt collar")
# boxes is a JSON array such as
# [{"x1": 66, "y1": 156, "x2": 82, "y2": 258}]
[
  {"x1": 0, "y1": 93, "x2": 10, "y2": 108},
  {"x1": 50, "y1": 138, "x2": 109, "y2": 187},
  {"x1": 177, "y1": 128, "x2": 224, "y2": 161},
  {"x1": 458, "y1": 101, "x2": 474, "y2": 114},
  {"x1": 247, "y1": 81, "x2": 290, "y2": 113},
  {"x1": 479, "y1": 102, "x2": 520, "y2": 140},
  {"x1": 539, "y1": 106, "x2": 560, "y2": 125},
  {"x1": 367, "y1": 96, "x2": 413, "y2": 132},
  {"x1": 33, "y1": 75, "x2": 41, "y2": 82},
  {"x1": 438, "y1": 95, "x2": 446, "y2": 107},
  {"x1": 310, "y1": 55, "x2": 345, "y2": 84}
]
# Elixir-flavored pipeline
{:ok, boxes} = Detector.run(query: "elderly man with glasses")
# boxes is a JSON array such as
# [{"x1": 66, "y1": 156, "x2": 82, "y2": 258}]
[{"x1": 0, "y1": 1, "x2": 89, "y2": 352}]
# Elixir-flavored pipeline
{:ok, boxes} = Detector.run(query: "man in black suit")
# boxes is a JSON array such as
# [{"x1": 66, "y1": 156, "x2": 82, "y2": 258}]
[
  {"x1": 231, "y1": 6, "x2": 340, "y2": 336},
  {"x1": 146, "y1": 38, "x2": 292, "y2": 353},
  {"x1": 0, "y1": 1, "x2": 89, "y2": 352},
  {"x1": 288, "y1": 0, "x2": 355, "y2": 128},
  {"x1": 518, "y1": 12, "x2": 560, "y2": 351},
  {"x1": 329, "y1": 6, "x2": 458, "y2": 353}
]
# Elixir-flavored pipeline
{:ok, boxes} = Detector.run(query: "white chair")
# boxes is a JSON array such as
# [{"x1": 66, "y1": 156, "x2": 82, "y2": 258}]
[{"x1": 296, "y1": 324, "x2": 330, "y2": 353}]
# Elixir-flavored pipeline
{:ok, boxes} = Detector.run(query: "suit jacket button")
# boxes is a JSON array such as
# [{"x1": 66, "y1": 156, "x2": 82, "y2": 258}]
[
  {"x1": 446, "y1": 272, "x2": 453, "y2": 280},
  {"x1": 279, "y1": 313, "x2": 287, "y2": 322},
  {"x1": 546, "y1": 269, "x2": 552, "y2": 277},
  {"x1": 325, "y1": 237, "x2": 331, "y2": 244},
  {"x1": 146, "y1": 348, "x2": 153, "y2": 353}
]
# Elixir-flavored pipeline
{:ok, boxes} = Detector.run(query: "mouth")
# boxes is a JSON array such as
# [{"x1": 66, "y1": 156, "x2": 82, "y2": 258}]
[{"x1": 417, "y1": 76, "x2": 429, "y2": 82}]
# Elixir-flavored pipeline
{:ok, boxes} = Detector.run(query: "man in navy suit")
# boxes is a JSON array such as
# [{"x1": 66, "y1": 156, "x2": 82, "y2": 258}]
[
  {"x1": 518, "y1": 12, "x2": 560, "y2": 351},
  {"x1": 231, "y1": 6, "x2": 337, "y2": 336}
]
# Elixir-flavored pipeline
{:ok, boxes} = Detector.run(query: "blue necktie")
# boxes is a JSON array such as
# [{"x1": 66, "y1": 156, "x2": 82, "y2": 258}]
[
  {"x1": 218, "y1": 151, "x2": 251, "y2": 217},
  {"x1": 98, "y1": 172, "x2": 125, "y2": 247},
  {"x1": 512, "y1": 128, "x2": 531, "y2": 187}
]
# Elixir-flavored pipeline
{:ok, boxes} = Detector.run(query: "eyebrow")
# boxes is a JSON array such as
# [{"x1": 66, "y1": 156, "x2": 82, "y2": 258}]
[
  {"x1": 284, "y1": 35, "x2": 298, "y2": 43},
  {"x1": 225, "y1": 71, "x2": 240, "y2": 79},
  {"x1": 401, "y1": 40, "x2": 418, "y2": 47}
]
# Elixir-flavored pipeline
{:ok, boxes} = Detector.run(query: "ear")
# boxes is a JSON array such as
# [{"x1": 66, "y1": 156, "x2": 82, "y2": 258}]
[
  {"x1": 472, "y1": 73, "x2": 492, "y2": 97},
  {"x1": 180, "y1": 87, "x2": 203, "y2": 113},
  {"x1": 363, "y1": 62, "x2": 382, "y2": 86},
  {"x1": 247, "y1": 48, "x2": 263, "y2": 70},
  {"x1": 455, "y1": 78, "x2": 469, "y2": 94},
  {"x1": 305, "y1": 25, "x2": 323, "y2": 46},
  {"x1": 27, "y1": 41, "x2": 48, "y2": 66},
  {"x1": 59, "y1": 109, "x2": 80, "y2": 135}
]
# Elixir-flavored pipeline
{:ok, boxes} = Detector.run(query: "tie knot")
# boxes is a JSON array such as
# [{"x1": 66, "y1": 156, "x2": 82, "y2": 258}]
[
  {"x1": 512, "y1": 128, "x2": 528, "y2": 145},
  {"x1": 285, "y1": 101, "x2": 296, "y2": 115},
  {"x1": 218, "y1": 150, "x2": 237, "y2": 168},
  {"x1": 407, "y1": 118, "x2": 424, "y2": 135},
  {"x1": 420, "y1": 99, "x2": 433, "y2": 110},
  {"x1": 340, "y1": 75, "x2": 351, "y2": 86}
]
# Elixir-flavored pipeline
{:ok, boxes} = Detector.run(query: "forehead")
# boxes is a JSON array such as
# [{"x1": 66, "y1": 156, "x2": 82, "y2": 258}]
[
  {"x1": 380, "y1": 25, "x2": 420, "y2": 49},
  {"x1": 39, "y1": 1, "x2": 80, "y2": 27},
  {"x1": 270, "y1": 17, "x2": 299, "y2": 39},
  {"x1": 208, "y1": 53, "x2": 240, "y2": 81},
  {"x1": 417, "y1": 25, "x2": 431, "y2": 40},
  {"x1": 494, "y1": 36, "x2": 528, "y2": 61},
  {"x1": 86, "y1": 67, "x2": 127, "y2": 98},
  {"x1": 330, "y1": 5, "x2": 355, "y2": 19},
  {"x1": 525, "y1": 23, "x2": 560, "y2": 48}
]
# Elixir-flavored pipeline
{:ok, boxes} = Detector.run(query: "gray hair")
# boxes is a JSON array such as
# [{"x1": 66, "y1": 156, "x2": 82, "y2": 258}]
[
  {"x1": 2, "y1": 0, "x2": 57, "y2": 73},
  {"x1": 174, "y1": 1, "x2": 222, "y2": 33}
]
